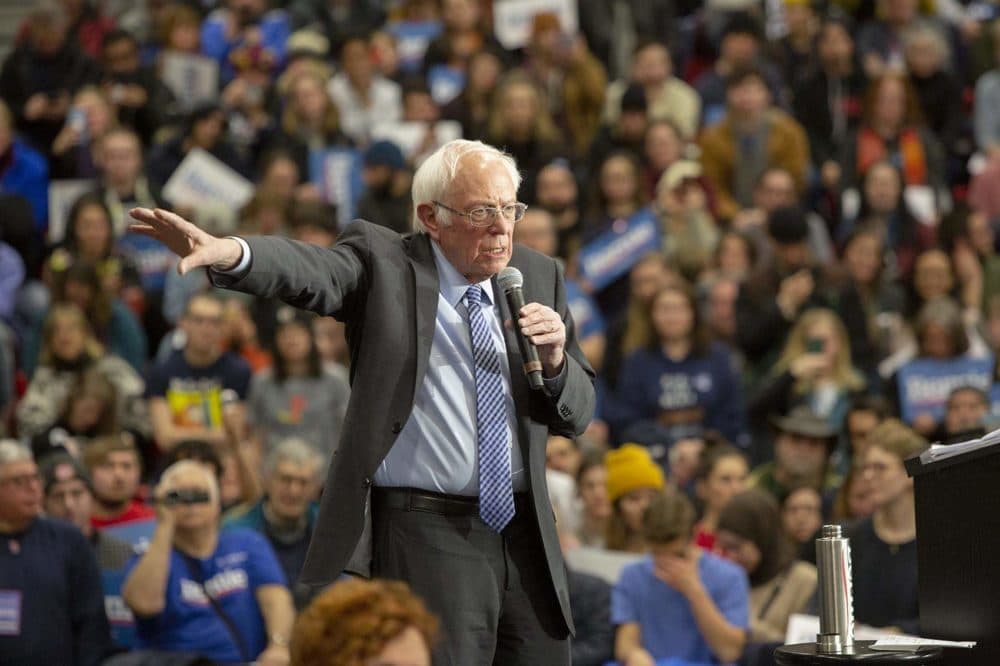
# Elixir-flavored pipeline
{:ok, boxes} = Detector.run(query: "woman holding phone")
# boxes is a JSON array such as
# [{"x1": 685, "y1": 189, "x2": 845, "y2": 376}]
[{"x1": 748, "y1": 309, "x2": 867, "y2": 464}]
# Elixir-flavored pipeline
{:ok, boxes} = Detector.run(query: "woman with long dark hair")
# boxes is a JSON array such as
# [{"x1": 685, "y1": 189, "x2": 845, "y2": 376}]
[
  {"x1": 246, "y1": 308, "x2": 351, "y2": 464},
  {"x1": 614, "y1": 282, "x2": 748, "y2": 449},
  {"x1": 716, "y1": 489, "x2": 817, "y2": 642},
  {"x1": 45, "y1": 193, "x2": 141, "y2": 298}
]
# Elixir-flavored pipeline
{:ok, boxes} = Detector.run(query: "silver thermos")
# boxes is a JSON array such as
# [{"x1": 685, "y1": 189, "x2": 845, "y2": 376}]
[{"x1": 816, "y1": 524, "x2": 855, "y2": 654}]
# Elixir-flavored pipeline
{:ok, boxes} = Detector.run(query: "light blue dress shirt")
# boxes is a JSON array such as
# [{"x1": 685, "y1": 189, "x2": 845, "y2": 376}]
[{"x1": 374, "y1": 240, "x2": 525, "y2": 494}]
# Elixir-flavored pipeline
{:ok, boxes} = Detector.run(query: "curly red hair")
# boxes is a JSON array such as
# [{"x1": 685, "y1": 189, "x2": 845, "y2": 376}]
[{"x1": 291, "y1": 578, "x2": 438, "y2": 666}]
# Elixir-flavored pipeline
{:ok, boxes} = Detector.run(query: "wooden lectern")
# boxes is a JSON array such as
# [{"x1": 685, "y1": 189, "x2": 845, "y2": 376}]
[{"x1": 905, "y1": 441, "x2": 1000, "y2": 666}]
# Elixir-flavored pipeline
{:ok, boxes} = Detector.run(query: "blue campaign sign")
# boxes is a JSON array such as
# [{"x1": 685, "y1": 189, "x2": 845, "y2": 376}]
[
  {"x1": 566, "y1": 278, "x2": 606, "y2": 339},
  {"x1": 897, "y1": 356, "x2": 994, "y2": 424},
  {"x1": 102, "y1": 569, "x2": 137, "y2": 649},
  {"x1": 309, "y1": 147, "x2": 364, "y2": 231},
  {"x1": 388, "y1": 20, "x2": 443, "y2": 72},
  {"x1": 427, "y1": 65, "x2": 466, "y2": 106},
  {"x1": 576, "y1": 207, "x2": 661, "y2": 292},
  {"x1": 103, "y1": 518, "x2": 157, "y2": 550}
]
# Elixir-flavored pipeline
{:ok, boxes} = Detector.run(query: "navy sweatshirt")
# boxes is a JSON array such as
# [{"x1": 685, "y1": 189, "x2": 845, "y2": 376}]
[
  {"x1": 613, "y1": 341, "x2": 749, "y2": 446},
  {"x1": 0, "y1": 517, "x2": 111, "y2": 666}
]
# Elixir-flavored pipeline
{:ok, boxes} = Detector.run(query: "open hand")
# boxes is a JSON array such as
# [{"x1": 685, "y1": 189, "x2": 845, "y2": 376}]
[{"x1": 129, "y1": 207, "x2": 243, "y2": 274}]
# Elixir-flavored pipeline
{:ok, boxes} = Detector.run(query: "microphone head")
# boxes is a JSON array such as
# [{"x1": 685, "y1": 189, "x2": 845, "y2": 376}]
[{"x1": 497, "y1": 266, "x2": 523, "y2": 293}]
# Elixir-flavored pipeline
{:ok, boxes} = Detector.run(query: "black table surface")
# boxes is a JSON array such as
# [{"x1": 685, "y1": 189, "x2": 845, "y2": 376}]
[{"x1": 775, "y1": 640, "x2": 944, "y2": 664}]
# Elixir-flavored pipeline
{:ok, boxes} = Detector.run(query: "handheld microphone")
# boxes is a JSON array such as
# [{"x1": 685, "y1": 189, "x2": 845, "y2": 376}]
[{"x1": 498, "y1": 267, "x2": 545, "y2": 391}]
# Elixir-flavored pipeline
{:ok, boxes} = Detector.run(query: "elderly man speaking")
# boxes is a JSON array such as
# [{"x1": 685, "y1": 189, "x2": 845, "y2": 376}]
[{"x1": 130, "y1": 139, "x2": 596, "y2": 664}]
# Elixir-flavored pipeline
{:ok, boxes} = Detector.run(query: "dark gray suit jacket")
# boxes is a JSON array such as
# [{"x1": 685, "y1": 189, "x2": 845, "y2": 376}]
[{"x1": 211, "y1": 220, "x2": 596, "y2": 632}]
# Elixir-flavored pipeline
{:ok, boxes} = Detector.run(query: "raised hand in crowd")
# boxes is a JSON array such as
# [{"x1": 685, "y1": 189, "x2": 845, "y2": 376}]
[{"x1": 777, "y1": 268, "x2": 815, "y2": 320}]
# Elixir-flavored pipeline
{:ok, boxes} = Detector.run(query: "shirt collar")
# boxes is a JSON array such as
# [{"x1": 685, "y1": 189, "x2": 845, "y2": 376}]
[{"x1": 430, "y1": 239, "x2": 496, "y2": 310}]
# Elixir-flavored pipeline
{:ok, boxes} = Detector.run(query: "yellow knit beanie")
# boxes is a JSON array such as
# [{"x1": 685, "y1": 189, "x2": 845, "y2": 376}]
[{"x1": 604, "y1": 444, "x2": 666, "y2": 503}]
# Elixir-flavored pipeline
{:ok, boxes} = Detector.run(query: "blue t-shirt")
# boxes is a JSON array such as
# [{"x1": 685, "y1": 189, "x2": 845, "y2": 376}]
[
  {"x1": 124, "y1": 528, "x2": 287, "y2": 663},
  {"x1": 612, "y1": 552, "x2": 749, "y2": 664}
]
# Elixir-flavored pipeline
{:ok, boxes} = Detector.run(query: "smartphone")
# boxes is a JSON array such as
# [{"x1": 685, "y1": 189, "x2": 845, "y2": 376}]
[
  {"x1": 806, "y1": 337, "x2": 825, "y2": 354},
  {"x1": 67, "y1": 106, "x2": 87, "y2": 136}
]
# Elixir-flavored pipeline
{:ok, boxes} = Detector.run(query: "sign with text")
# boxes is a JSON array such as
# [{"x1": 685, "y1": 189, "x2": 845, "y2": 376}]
[
  {"x1": 162, "y1": 148, "x2": 255, "y2": 211},
  {"x1": 576, "y1": 207, "x2": 661, "y2": 292},
  {"x1": 160, "y1": 52, "x2": 220, "y2": 110},
  {"x1": 493, "y1": 0, "x2": 578, "y2": 50},
  {"x1": 897, "y1": 356, "x2": 994, "y2": 424},
  {"x1": 309, "y1": 147, "x2": 364, "y2": 231}
]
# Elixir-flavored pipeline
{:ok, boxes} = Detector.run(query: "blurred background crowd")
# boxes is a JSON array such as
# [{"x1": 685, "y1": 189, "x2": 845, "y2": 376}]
[{"x1": 1, "y1": 0, "x2": 999, "y2": 664}]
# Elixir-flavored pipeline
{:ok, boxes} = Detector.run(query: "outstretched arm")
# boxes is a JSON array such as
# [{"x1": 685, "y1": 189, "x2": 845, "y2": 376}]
[{"x1": 130, "y1": 207, "x2": 368, "y2": 318}]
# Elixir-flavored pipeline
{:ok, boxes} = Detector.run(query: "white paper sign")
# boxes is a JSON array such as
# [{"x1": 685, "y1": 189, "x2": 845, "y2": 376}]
[
  {"x1": 871, "y1": 636, "x2": 976, "y2": 651},
  {"x1": 370, "y1": 121, "x2": 463, "y2": 166},
  {"x1": 492, "y1": 0, "x2": 578, "y2": 50},
  {"x1": 784, "y1": 614, "x2": 931, "y2": 646},
  {"x1": 162, "y1": 148, "x2": 254, "y2": 211},
  {"x1": 160, "y1": 52, "x2": 220, "y2": 109},
  {"x1": 47, "y1": 179, "x2": 97, "y2": 244}
]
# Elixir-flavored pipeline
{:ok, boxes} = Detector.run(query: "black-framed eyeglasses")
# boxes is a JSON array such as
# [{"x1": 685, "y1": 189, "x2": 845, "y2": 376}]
[{"x1": 433, "y1": 200, "x2": 528, "y2": 226}]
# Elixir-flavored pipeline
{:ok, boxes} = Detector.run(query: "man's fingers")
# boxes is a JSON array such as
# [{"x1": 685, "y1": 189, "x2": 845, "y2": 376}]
[
  {"x1": 154, "y1": 207, "x2": 198, "y2": 232},
  {"x1": 128, "y1": 224, "x2": 158, "y2": 237},
  {"x1": 129, "y1": 207, "x2": 160, "y2": 225}
]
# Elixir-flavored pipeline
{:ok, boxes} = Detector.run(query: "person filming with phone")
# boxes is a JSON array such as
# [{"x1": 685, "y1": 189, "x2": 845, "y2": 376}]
[
  {"x1": 749, "y1": 308, "x2": 866, "y2": 440},
  {"x1": 121, "y1": 460, "x2": 295, "y2": 665}
]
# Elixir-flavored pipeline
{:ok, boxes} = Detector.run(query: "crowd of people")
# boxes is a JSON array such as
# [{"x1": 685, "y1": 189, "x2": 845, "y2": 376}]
[{"x1": 1, "y1": 0, "x2": 998, "y2": 663}]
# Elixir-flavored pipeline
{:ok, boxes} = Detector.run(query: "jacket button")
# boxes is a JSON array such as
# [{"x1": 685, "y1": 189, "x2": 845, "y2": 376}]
[
  {"x1": 392, "y1": 422, "x2": 402, "y2": 434},
  {"x1": 363, "y1": 477, "x2": 371, "y2": 487}
]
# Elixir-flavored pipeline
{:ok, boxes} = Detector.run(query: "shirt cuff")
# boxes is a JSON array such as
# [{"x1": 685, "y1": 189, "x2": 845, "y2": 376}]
[
  {"x1": 542, "y1": 360, "x2": 567, "y2": 397},
  {"x1": 213, "y1": 236, "x2": 252, "y2": 277}
]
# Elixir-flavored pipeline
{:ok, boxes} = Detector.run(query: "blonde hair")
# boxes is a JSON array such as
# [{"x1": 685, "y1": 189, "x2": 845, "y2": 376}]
[
  {"x1": 281, "y1": 68, "x2": 340, "y2": 138},
  {"x1": 867, "y1": 418, "x2": 929, "y2": 462},
  {"x1": 774, "y1": 308, "x2": 865, "y2": 393}
]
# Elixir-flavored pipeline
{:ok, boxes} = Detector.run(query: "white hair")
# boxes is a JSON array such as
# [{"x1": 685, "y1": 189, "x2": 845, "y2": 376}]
[
  {"x1": 264, "y1": 437, "x2": 323, "y2": 479},
  {"x1": 159, "y1": 459, "x2": 220, "y2": 506},
  {"x1": 0, "y1": 440, "x2": 32, "y2": 467},
  {"x1": 902, "y1": 21, "x2": 951, "y2": 69},
  {"x1": 410, "y1": 139, "x2": 522, "y2": 232}
]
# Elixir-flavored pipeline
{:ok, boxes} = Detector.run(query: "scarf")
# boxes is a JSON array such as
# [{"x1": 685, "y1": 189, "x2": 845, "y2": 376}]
[{"x1": 857, "y1": 126, "x2": 927, "y2": 185}]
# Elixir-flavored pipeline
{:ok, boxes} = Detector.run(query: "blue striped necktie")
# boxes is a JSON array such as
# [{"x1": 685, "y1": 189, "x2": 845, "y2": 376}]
[{"x1": 464, "y1": 285, "x2": 515, "y2": 532}]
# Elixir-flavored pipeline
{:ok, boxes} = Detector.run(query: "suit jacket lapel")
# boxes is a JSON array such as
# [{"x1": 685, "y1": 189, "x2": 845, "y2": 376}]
[{"x1": 406, "y1": 233, "x2": 439, "y2": 393}]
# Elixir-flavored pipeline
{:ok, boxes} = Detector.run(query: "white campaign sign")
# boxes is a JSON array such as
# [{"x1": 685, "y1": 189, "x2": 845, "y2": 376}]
[
  {"x1": 162, "y1": 148, "x2": 254, "y2": 211},
  {"x1": 160, "y1": 53, "x2": 220, "y2": 109}
]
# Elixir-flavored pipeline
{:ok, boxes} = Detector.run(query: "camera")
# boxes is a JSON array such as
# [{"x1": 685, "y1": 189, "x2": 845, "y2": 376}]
[{"x1": 159, "y1": 489, "x2": 211, "y2": 506}]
